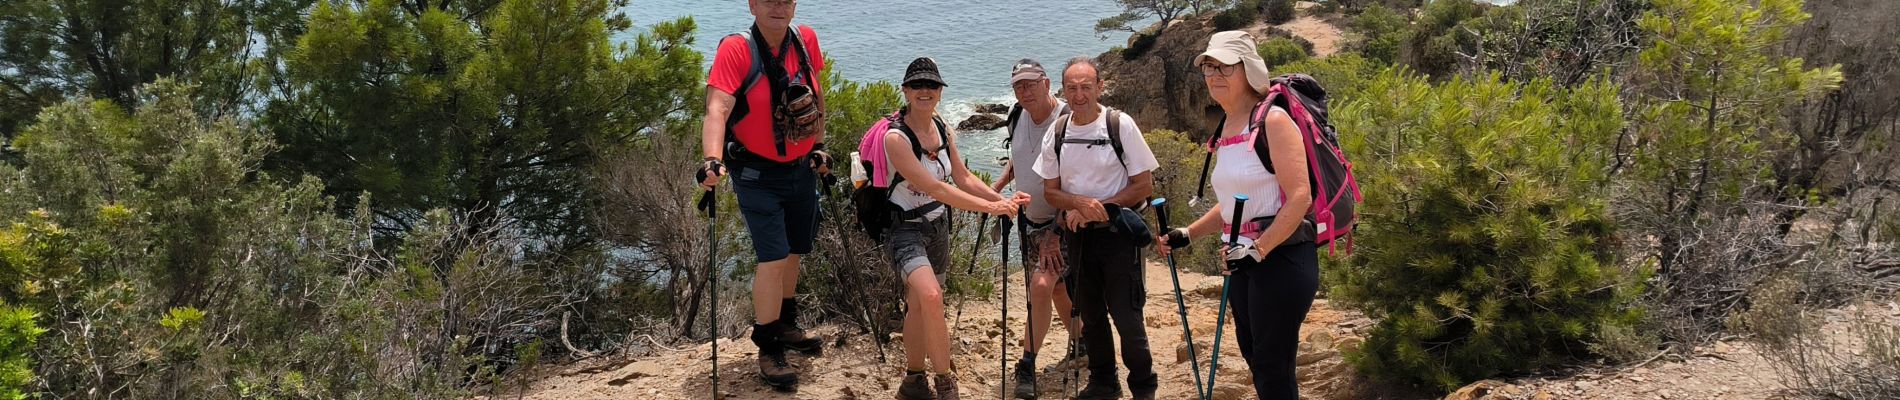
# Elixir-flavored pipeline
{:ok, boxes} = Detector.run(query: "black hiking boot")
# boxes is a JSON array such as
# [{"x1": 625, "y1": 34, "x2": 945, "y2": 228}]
[
  {"x1": 895, "y1": 371, "x2": 935, "y2": 400},
  {"x1": 1129, "y1": 372, "x2": 1159, "y2": 400},
  {"x1": 1011, "y1": 358, "x2": 1038, "y2": 399},
  {"x1": 1074, "y1": 378, "x2": 1121, "y2": 400},
  {"x1": 751, "y1": 323, "x2": 798, "y2": 388},
  {"x1": 779, "y1": 298, "x2": 823, "y2": 355}
]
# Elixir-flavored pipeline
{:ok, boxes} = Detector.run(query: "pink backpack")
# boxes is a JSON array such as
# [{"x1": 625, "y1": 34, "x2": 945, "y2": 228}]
[{"x1": 1195, "y1": 74, "x2": 1362, "y2": 255}]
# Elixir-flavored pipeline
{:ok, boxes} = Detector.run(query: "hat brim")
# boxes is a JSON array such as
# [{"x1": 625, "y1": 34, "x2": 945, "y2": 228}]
[
  {"x1": 1009, "y1": 71, "x2": 1046, "y2": 84},
  {"x1": 1194, "y1": 50, "x2": 1243, "y2": 68},
  {"x1": 904, "y1": 74, "x2": 948, "y2": 87}
]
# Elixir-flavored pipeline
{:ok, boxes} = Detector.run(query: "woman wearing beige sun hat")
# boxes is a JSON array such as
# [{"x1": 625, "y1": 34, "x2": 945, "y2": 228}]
[{"x1": 1156, "y1": 30, "x2": 1322, "y2": 400}]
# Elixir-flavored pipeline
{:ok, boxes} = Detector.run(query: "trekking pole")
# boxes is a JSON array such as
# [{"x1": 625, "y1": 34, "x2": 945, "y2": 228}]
[
  {"x1": 698, "y1": 187, "x2": 720, "y2": 399},
  {"x1": 1152, "y1": 198, "x2": 1208, "y2": 400},
  {"x1": 1206, "y1": 194, "x2": 1249, "y2": 397},
  {"x1": 998, "y1": 216, "x2": 1011, "y2": 399},
  {"x1": 952, "y1": 213, "x2": 992, "y2": 335}
]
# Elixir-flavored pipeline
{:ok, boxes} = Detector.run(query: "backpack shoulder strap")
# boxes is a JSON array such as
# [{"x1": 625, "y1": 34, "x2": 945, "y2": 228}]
[
  {"x1": 1052, "y1": 114, "x2": 1072, "y2": 162},
  {"x1": 1104, "y1": 107, "x2": 1128, "y2": 171},
  {"x1": 723, "y1": 31, "x2": 768, "y2": 139},
  {"x1": 787, "y1": 25, "x2": 820, "y2": 88},
  {"x1": 1003, "y1": 104, "x2": 1024, "y2": 147},
  {"x1": 1255, "y1": 89, "x2": 1290, "y2": 174}
]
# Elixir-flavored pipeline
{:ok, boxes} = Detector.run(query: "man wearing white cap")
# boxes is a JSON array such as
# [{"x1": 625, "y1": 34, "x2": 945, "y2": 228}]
[{"x1": 988, "y1": 58, "x2": 1081, "y2": 400}]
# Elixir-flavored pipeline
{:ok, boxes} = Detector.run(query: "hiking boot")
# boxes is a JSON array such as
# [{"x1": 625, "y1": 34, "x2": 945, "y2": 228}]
[
  {"x1": 1074, "y1": 379, "x2": 1121, "y2": 400},
  {"x1": 933, "y1": 373, "x2": 961, "y2": 400},
  {"x1": 1129, "y1": 381, "x2": 1157, "y2": 400},
  {"x1": 1011, "y1": 359, "x2": 1038, "y2": 399},
  {"x1": 750, "y1": 323, "x2": 798, "y2": 387},
  {"x1": 895, "y1": 372, "x2": 935, "y2": 400},
  {"x1": 779, "y1": 299, "x2": 823, "y2": 355}
]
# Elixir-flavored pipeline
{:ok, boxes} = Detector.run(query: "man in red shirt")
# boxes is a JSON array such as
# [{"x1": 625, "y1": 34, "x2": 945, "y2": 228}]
[{"x1": 694, "y1": 0, "x2": 831, "y2": 389}]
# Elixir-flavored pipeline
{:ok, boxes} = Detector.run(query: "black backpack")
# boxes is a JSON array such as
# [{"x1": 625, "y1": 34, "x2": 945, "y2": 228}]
[
  {"x1": 852, "y1": 113, "x2": 951, "y2": 241},
  {"x1": 1001, "y1": 103, "x2": 1071, "y2": 148},
  {"x1": 1051, "y1": 107, "x2": 1129, "y2": 171}
]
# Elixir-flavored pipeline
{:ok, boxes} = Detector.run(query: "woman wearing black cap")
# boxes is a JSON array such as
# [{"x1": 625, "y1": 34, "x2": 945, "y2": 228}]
[
  {"x1": 881, "y1": 57, "x2": 1030, "y2": 400},
  {"x1": 1156, "y1": 31, "x2": 1320, "y2": 400}
]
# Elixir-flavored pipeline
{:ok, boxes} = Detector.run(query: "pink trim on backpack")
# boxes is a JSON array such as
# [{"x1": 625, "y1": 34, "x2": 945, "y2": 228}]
[
  {"x1": 1272, "y1": 84, "x2": 1361, "y2": 256},
  {"x1": 857, "y1": 111, "x2": 903, "y2": 187}
]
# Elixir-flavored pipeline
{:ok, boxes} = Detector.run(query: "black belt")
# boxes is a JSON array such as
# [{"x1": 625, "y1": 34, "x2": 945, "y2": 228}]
[{"x1": 895, "y1": 202, "x2": 944, "y2": 222}]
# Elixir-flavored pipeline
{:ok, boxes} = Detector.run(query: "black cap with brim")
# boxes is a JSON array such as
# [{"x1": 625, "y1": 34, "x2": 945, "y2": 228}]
[{"x1": 904, "y1": 57, "x2": 948, "y2": 87}]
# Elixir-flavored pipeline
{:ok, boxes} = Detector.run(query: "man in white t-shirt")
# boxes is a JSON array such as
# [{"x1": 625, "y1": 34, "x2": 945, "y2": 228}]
[
  {"x1": 1031, "y1": 56, "x2": 1161, "y2": 400},
  {"x1": 989, "y1": 58, "x2": 1081, "y2": 400}
]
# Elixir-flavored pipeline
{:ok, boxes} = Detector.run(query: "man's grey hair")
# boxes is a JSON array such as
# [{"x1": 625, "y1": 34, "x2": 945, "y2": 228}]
[{"x1": 1063, "y1": 56, "x2": 1102, "y2": 82}]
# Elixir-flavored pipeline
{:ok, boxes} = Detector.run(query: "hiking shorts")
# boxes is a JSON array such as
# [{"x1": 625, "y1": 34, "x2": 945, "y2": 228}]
[
  {"x1": 1018, "y1": 215, "x2": 1070, "y2": 281},
  {"x1": 887, "y1": 217, "x2": 951, "y2": 285},
  {"x1": 731, "y1": 160, "x2": 820, "y2": 263}
]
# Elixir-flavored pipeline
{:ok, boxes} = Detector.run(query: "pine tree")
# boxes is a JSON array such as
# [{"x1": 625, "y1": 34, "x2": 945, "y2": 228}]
[{"x1": 1328, "y1": 70, "x2": 1647, "y2": 390}]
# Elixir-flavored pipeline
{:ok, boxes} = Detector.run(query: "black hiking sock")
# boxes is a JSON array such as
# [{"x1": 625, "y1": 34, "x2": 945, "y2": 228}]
[
  {"x1": 907, "y1": 369, "x2": 927, "y2": 377},
  {"x1": 781, "y1": 298, "x2": 800, "y2": 328},
  {"x1": 750, "y1": 323, "x2": 784, "y2": 354},
  {"x1": 1021, "y1": 352, "x2": 1037, "y2": 367}
]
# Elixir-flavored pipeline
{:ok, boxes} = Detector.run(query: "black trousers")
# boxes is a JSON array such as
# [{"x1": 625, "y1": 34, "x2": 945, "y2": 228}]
[
  {"x1": 1228, "y1": 241, "x2": 1320, "y2": 400},
  {"x1": 1066, "y1": 227, "x2": 1157, "y2": 390}
]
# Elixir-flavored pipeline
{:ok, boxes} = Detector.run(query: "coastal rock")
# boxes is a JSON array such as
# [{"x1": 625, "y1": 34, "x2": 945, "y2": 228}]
[
  {"x1": 974, "y1": 103, "x2": 1011, "y2": 114},
  {"x1": 957, "y1": 113, "x2": 1007, "y2": 131},
  {"x1": 1097, "y1": 18, "x2": 1223, "y2": 141}
]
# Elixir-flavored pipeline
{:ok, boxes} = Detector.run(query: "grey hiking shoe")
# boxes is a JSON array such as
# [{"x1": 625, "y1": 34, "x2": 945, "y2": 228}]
[
  {"x1": 933, "y1": 373, "x2": 961, "y2": 400},
  {"x1": 896, "y1": 372, "x2": 935, "y2": 400},
  {"x1": 1011, "y1": 359, "x2": 1038, "y2": 399}
]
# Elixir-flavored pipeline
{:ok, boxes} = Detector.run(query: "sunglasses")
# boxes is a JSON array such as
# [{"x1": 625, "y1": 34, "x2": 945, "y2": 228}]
[{"x1": 905, "y1": 81, "x2": 943, "y2": 90}]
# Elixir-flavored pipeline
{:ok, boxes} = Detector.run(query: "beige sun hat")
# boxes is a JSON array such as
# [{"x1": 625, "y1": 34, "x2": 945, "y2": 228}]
[{"x1": 1192, "y1": 30, "x2": 1274, "y2": 95}]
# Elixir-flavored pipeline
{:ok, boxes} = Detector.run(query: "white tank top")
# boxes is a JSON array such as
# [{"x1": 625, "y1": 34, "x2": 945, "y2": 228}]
[
  {"x1": 888, "y1": 129, "x2": 950, "y2": 221},
  {"x1": 1213, "y1": 107, "x2": 1287, "y2": 245}
]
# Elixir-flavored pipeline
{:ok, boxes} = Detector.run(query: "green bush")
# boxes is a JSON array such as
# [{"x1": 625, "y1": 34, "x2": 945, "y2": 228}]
[
  {"x1": 1144, "y1": 129, "x2": 1223, "y2": 275},
  {"x1": 1351, "y1": 5, "x2": 1409, "y2": 65},
  {"x1": 1212, "y1": 0, "x2": 1262, "y2": 31},
  {"x1": 1263, "y1": 0, "x2": 1297, "y2": 24},
  {"x1": 1275, "y1": 53, "x2": 1382, "y2": 99},
  {"x1": 1327, "y1": 70, "x2": 1647, "y2": 391},
  {"x1": 1257, "y1": 37, "x2": 1311, "y2": 68},
  {"x1": 0, "y1": 303, "x2": 40, "y2": 400},
  {"x1": 1405, "y1": 0, "x2": 1488, "y2": 77},
  {"x1": 1123, "y1": 32, "x2": 1161, "y2": 60}
]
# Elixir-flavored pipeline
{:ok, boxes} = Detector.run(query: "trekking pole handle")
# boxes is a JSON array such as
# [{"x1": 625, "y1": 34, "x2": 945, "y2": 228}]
[
  {"x1": 698, "y1": 188, "x2": 716, "y2": 218},
  {"x1": 1152, "y1": 198, "x2": 1170, "y2": 231}
]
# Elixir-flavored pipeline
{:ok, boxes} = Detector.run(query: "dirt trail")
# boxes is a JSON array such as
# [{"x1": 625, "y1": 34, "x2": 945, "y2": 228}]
[
  {"x1": 1248, "y1": 2, "x2": 1346, "y2": 58},
  {"x1": 500, "y1": 263, "x2": 1891, "y2": 399},
  {"x1": 504, "y1": 260, "x2": 1370, "y2": 399}
]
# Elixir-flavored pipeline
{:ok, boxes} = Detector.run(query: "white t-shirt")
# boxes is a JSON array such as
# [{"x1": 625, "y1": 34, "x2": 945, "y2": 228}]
[
  {"x1": 888, "y1": 129, "x2": 951, "y2": 221},
  {"x1": 1031, "y1": 105, "x2": 1160, "y2": 202},
  {"x1": 1214, "y1": 107, "x2": 1288, "y2": 245},
  {"x1": 1009, "y1": 99, "x2": 1066, "y2": 223}
]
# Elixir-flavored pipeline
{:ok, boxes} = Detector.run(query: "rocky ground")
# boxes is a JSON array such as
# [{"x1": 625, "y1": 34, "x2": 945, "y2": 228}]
[
  {"x1": 496, "y1": 260, "x2": 1371, "y2": 399},
  {"x1": 496, "y1": 252, "x2": 1896, "y2": 400}
]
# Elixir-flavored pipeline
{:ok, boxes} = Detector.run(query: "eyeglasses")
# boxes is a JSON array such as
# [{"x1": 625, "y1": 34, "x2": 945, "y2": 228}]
[
  {"x1": 762, "y1": 0, "x2": 797, "y2": 8},
  {"x1": 905, "y1": 82, "x2": 943, "y2": 90},
  {"x1": 1199, "y1": 63, "x2": 1240, "y2": 77}
]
